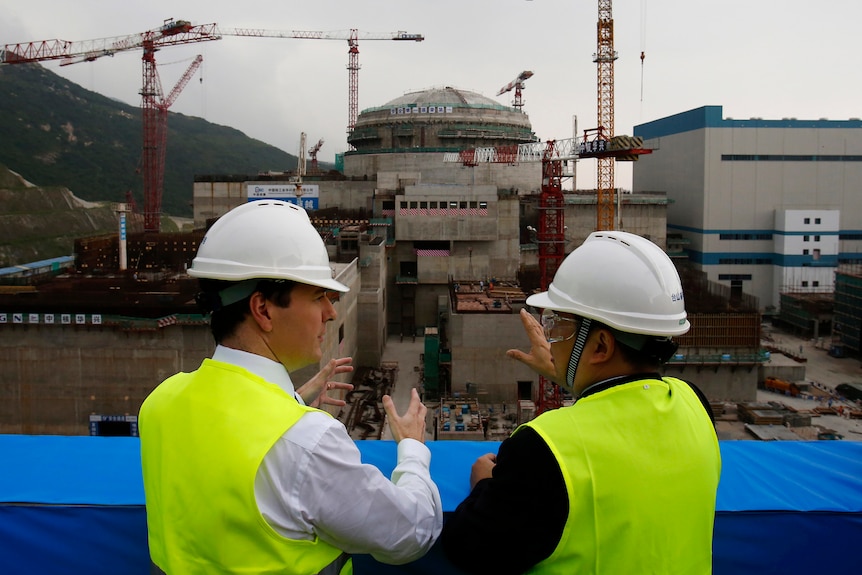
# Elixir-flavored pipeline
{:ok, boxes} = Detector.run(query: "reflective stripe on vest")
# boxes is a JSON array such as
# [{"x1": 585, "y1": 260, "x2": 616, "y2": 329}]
[{"x1": 522, "y1": 376, "x2": 721, "y2": 574}]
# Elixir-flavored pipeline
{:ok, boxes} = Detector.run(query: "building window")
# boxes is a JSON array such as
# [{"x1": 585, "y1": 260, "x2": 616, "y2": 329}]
[
  {"x1": 430, "y1": 201, "x2": 437, "y2": 209},
  {"x1": 814, "y1": 235, "x2": 820, "y2": 241},
  {"x1": 469, "y1": 201, "x2": 478, "y2": 209},
  {"x1": 719, "y1": 233, "x2": 773, "y2": 240},
  {"x1": 420, "y1": 201, "x2": 428, "y2": 209},
  {"x1": 802, "y1": 281, "x2": 809, "y2": 287},
  {"x1": 449, "y1": 201, "x2": 458, "y2": 209},
  {"x1": 813, "y1": 249, "x2": 820, "y2": 260},
  {"x1": 803, "y1": 249, "x2": 810, "y2": 255},
  {"x1": 804, "y1": 218, "x2": 811, "y2": 224},
  {"x1": 813, "y1": 281, "x2": 820, "y2": 287},
  {"x1": 815, "y1": 218, "x2": 821, "y2": 224},
  {"x1": 400, "y1": 201, "x2": 407, "y2": 209},
  {"x1": 803, "y1": 235, "x2": 810, "y2": 242},
  {"x1": 409, "y1": 201, "x2": 418, "y2": 209},
  {"x1": 459, "y1": 201, "x2": 468, "y2": 209},
  {"x1": 479, "y1": 201, "x2": 488, "y2": 209}
]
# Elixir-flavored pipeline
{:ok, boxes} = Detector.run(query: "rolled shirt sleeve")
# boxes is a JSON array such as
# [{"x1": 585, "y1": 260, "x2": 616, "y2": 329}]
[{"x1": 256, "y1": 412, "x2": 443, "y2": 565}]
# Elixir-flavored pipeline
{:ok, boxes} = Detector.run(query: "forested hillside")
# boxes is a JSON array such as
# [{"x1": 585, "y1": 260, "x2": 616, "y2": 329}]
[{"x1": 0, "y1": 63, "x2": 315, "y2": 218}]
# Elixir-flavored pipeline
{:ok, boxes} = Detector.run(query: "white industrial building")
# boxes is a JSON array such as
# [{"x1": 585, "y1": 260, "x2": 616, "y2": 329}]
[{"x1": 633, "y1": 105, "x2": 862, "y2": 311}]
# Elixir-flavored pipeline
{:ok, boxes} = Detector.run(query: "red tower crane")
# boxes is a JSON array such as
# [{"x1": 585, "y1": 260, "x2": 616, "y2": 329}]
[
  {"x1": 2, "y1": 19, "x2": 220, "y2": 232},
  {"x1": 444, "y1": 134, "x2": 650, "y2": 413},
  {"x1": 2, "y1": 20, "x2": 424, "y2": 230},
  {"x1": 141, "y1": 54, "x2": 202, "y2": 232},
  {"x1": 497, "y1": 70, "x2": 534, "y2": 111}
]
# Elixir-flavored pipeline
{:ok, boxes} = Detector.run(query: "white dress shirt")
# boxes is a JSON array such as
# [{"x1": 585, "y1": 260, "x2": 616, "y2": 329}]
[{"x1": 212, "y1": 345, "x2": 443, "y2": 565}]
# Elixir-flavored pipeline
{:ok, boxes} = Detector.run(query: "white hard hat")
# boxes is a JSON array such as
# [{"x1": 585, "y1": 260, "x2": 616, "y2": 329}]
[
  {"x1": 526, "y1": 231, "x2": 689, "y2": 337},
  {"x1": 188, "y1": 200, "x2": 348, "y2": 293}
]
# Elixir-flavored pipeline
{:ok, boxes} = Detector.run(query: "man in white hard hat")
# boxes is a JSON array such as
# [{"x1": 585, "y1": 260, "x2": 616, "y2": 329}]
[
  {"x1": 441, "y1": 231, "x2": 721, "y2": 574},
  {"x1": 139, "y1": 200, "x2": 442, "y2": 575}
]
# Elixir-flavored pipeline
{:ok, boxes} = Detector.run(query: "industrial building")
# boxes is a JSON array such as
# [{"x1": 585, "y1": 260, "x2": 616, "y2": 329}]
[
  {"x1": 633, "y1": 105, "x2": 862, "y2": 314},
  {"x1": 4, "y1": 96, "x2": 818, "y2": 435}
]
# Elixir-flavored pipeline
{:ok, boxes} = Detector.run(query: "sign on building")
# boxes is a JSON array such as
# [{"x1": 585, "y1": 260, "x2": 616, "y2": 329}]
[{"x1": 247, "y1": 184, "x2": 319, "y2": 210}]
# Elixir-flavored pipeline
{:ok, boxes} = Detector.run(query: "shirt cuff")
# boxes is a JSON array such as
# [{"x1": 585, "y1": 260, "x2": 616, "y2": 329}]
[{"x1": 396, "y1": 438, "x2": 431, "y2": 466}]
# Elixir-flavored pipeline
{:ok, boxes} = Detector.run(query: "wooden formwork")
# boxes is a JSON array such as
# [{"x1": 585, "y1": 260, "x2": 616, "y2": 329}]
[{"x1": 676, "y1": 312, "x2": 761, "y2": 349}]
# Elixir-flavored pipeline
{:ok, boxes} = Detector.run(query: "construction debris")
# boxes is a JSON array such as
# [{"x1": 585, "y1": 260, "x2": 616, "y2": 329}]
[{"x1": 337, "y1": 363, "x2": 397, "y2": 440}]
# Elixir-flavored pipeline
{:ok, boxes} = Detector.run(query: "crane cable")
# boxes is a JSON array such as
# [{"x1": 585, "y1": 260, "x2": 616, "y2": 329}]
[{"x1": 640, "y1": 0, "x2": 647, "y2": 103}]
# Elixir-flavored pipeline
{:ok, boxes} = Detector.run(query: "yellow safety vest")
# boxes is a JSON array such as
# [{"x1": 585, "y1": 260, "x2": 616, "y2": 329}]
[
  {"x1": 139, "y1": 359, "x2": 351, "y2": 575},
  {"x1": 523, "y1": 376, "x2": 721, "y2": 574}
]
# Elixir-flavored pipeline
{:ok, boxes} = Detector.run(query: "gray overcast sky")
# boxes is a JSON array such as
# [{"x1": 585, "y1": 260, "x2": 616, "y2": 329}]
[{"x1": 3, "y1": 0, "x2": 861, "y2": 191}]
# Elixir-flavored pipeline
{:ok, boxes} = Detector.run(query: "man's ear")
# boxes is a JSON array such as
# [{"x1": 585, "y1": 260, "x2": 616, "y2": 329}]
[
  {"x1": 248, "y1": 291, "x2": 273, "y2": 332},
  {"x1": 588, "y1": 328, "x2": 616, "y2": 364}
]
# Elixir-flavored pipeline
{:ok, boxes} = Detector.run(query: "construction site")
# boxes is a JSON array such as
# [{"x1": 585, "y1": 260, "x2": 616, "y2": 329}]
[
  {"x1": 2, "y1": 4, "x2": 862, "y2": 435},
  {"x1": 2, "y1": 5, "x2": 862, "y2": 574}
]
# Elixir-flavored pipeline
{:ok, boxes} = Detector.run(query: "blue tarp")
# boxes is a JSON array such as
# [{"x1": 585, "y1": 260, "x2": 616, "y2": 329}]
[{"x1": 1, "y1": 436, "x2": 861, "y2": 574}]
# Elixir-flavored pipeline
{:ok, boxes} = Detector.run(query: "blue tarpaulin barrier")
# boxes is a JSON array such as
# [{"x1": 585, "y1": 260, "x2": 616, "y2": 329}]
[{"x1": 1, "y1": 436, "x2": 860, "y2": 574}]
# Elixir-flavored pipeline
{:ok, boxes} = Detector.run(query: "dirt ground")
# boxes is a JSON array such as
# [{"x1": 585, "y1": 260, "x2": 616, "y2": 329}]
[
  {"x1": 716, "y1": 325, "x2": 862, "y2": 441},
  {"x1": 374, "y1": 329, "x2": 862, "y2": 442}
]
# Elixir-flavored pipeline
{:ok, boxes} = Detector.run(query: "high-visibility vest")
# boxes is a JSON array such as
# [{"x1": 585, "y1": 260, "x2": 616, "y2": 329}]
[
  {"x1": 140, "y1": 359, "x2": 351, "y2": 575},
  {"x1": 523, "y1": 376, "x2": 721, "y2": 574}
]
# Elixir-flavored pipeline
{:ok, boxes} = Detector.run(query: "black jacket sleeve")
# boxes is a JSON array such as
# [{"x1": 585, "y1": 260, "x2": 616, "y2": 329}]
[{"x1": 440, "y1": 426, "x2": 569, "y2": 575}]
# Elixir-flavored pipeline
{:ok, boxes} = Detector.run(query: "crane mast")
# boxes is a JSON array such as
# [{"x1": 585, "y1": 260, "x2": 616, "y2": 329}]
[
  {"x1": 142, "y1": 53, "x2": 203, "y2": 232},
  {"x1": 595, "y1": 0, "x2": 618, "y2": 231}
]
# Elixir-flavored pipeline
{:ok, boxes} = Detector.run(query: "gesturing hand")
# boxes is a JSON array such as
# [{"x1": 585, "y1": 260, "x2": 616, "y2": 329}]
[
  {"x1": 506, "y1": 308, "x2": 558, "y2": 382},
  {"x1": 297, "y1": 357, "x2": 354, "y2": 408},
  {"x1": 383, "y1": 388, "x2": 427, "y2": 443}
]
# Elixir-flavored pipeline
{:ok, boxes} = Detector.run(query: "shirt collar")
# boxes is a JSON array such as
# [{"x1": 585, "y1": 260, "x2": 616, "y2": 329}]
[
  {"x1": 577, "y1": 372, "x2": 663, "y2": 400},
  {"x1": 212, "y1": 344, "x2": 298, "y2": 399}
]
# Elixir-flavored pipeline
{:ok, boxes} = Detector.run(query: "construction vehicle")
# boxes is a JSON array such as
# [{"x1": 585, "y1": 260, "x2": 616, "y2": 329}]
[{"x1": 763, "y1": 377, "x2": 800, "y2": 397}]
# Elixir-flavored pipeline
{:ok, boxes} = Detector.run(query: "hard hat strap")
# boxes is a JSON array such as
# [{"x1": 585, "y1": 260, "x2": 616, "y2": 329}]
[
  {"x1": 565, "y1": 318, "x2": 592, "y2": 390},
  {"x1": 217, "y1": 279, "x2": 261, "y2": 308}
]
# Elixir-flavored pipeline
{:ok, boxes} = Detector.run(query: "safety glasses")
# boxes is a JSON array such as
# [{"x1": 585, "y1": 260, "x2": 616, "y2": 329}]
[{"x1": 541, "y1": 310, "x2": 579, "y2": 343}]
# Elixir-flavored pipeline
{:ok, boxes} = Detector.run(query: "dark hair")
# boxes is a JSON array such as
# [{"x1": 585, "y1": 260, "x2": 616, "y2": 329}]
[
  {"x1": 593, "y1": 321, "x2": 678, "y2": 369},
  {"x1": 197, "y1": 279, "x2": 298, "y2": 343}
]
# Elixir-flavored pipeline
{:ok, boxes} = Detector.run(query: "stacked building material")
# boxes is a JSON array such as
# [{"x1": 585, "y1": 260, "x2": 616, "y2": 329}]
[{"x1": 737, "y1": 402, "x2": 786, "y2": 425}]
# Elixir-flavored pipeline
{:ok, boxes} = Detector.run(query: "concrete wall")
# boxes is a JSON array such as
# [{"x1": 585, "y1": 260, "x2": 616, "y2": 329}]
[
  {"x1": 395, "y1": 185, "x2": 500, "y2": 242},
  {"x1": 559, "y1": 195, "x2": 669, "y2": 251},
  {"x1": 193, "y1": 180, "x2": 378, "y2": 228},
  {"x1": 355, "y1": 238, "x2": 388, "y2": 367},
  {"x1": 0, "y1": 263, "x2": 361, "y2": 435},
  {"x1": 344, "y1": 152, "x2": 541, "y2": 192},
  {"x1": 0, "y1": 324, "x2": 213, "y2": 435},
  {"x1": 193, "y1": 180, "x2": 246, "y2": 229},
  {"x1": 662, "y1": 363, "x2": 758, "y2": 402},
  {"x1": 447, "y1": 311, "x2": 538, "y2": 404}
]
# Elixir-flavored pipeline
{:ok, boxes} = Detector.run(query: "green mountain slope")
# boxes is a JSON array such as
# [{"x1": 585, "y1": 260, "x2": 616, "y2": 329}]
[
  {"x1": 0, "y1": 63, "x2": 309, "y2": 218},
  {"x1": 0, "y1": 166, "x2": 126, "y2": 267}
]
